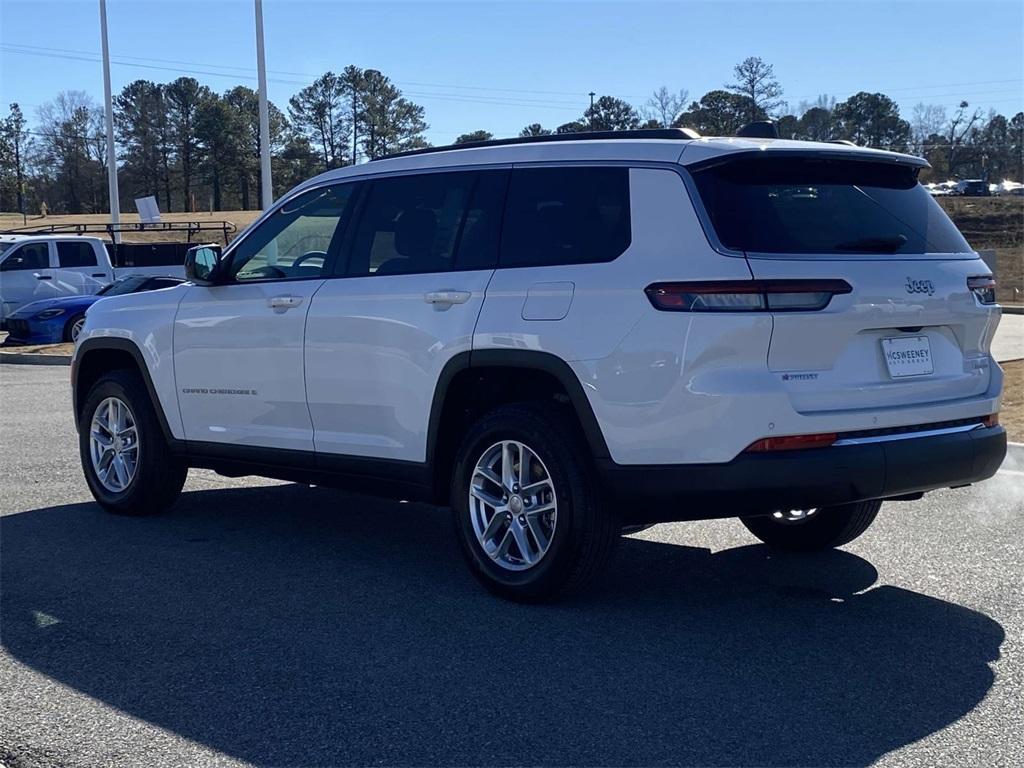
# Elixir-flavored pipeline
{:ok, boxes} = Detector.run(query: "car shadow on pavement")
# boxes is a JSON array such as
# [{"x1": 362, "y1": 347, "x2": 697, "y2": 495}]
[{"x1": 1, "y1": 483, "x2": 1004, "y2": 767}]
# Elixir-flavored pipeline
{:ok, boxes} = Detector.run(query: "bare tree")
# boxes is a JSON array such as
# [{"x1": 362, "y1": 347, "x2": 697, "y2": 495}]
[
  {"x1": 946, "y1": 101, "x2": 983, "y2": 177},
  {"x1": 643, "y1": 86, "x2": 688, "y2": 128},
  {"x1": 796, "y1": 94, "x2": 836, "y2": 116},
  {"x1": 35, "y1": 91, "x2": 106, "y2": 213},
  {"x1": 727, "y1": 56, "x2": 784, "y2": 122},
  {"x1": 910, "y1": 103, "x2": 947, "y2": 154}
]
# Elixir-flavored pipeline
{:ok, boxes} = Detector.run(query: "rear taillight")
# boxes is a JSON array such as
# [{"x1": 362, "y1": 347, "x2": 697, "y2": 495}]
[
  {"x1": 645, "y1": 279, "x2": 852, "y2": 312},
  {"x1": 982, "y1": 413, "x2": 999, "y2": 428},
  {"x1": 967, "y1": 275, "x2": 996, "y2": 305},
  {"x1": 744, "y1": 433, "x2": 839, "y2": 452}
]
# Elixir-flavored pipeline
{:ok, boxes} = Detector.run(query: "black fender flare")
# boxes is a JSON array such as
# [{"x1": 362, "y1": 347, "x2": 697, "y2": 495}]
[
  {"x1": 73, "y1": 337, "x2": 181, "y2": 449},
  {"x1": 425, "y1": 349, "x2": 611, "y2": 462}
]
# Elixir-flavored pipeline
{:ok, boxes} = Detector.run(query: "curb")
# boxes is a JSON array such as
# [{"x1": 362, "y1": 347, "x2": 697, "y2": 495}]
[
  {"x1": 1002, "y1": 305, "x2": 1023, "y2": 316},
  {"x1": 0, "y1": 351, "x2": 72, "y2": 366}
]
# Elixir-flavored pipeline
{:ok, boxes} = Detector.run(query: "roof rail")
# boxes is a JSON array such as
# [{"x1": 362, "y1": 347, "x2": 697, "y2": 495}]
[{"x1": 373, "y1": 127, "x2": 702, "y2": 161}]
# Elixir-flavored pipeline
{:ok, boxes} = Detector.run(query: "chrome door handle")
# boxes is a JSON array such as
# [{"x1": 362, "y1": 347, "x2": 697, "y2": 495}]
[
  {"x1": 268, "y1": 295, "x2": 304, "y2": 310},
  {"x1": 424, "y1": 290, "x2": 471, "y2": 305}
]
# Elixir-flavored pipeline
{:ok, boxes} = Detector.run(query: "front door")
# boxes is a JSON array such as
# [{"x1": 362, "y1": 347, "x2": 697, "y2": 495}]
[
  {"x1": 305, "y1": 169, "x2": 507, "y2": 462},
  {"x1": 0, "y1": 241, "x2": 55, "y2": 320},
  {"x1": 173, "y1": 183, "x2": 357, "y2": 451}
]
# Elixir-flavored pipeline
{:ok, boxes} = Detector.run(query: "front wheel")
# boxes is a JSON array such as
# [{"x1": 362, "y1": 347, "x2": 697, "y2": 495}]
[
  {"x1": 79, "y1": 369, "x2": 187, "y2": 515},
  {"x1": 65, "y1": 313, "x2": 86, "y2": 342},
  {"x1": 452, "y1": 403, "x2": 618, "y2": 602},
  {"x1": 740, "y1": 501, "x2": 882, "y2": 551}
]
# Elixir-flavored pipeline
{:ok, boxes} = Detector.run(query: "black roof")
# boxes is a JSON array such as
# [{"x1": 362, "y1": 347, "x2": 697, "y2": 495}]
[{"x1": 374, "y1": 127, "x2": 702, "y2": 161}]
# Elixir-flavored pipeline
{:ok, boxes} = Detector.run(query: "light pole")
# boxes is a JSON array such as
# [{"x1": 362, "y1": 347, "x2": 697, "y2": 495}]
[
  {"x1": 254, "y1": 0, "x2": 272, "y2": 210},
  {"x1": 99, "y1": 0, "x2": 120, "y2": 242},
  {"x1": 588, "y1": 91, "x2": 595, "y2": 130}
]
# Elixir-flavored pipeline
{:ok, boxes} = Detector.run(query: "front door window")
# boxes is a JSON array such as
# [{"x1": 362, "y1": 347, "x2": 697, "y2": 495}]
[
  {"x1": 228, "y1": 184, "x2": 355, "y2": 282},
  {"x1": 1, "y1": 243, "x2": 49, "y2": 271}
]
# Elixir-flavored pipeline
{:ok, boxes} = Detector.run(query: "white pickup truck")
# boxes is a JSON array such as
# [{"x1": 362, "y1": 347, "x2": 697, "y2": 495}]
[{"x1": 0, "y1": 235, "x2": 185, "y2": 324}]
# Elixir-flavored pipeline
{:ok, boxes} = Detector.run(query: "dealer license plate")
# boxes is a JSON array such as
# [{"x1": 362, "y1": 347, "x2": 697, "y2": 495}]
[{"x1": 881, "y1": 335, "x2": 933, "y2": 378}]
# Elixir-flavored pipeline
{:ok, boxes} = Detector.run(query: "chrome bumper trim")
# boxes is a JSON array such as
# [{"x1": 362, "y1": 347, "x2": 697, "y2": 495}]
[{"x1": 833, "y1": 422, "x2": 984, "y2": 446}]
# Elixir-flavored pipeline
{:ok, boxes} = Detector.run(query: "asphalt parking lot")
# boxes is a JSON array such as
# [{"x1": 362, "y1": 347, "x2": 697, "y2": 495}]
[{"x1": 1, "y1": 364, "x2": 1022, "y2": 768}]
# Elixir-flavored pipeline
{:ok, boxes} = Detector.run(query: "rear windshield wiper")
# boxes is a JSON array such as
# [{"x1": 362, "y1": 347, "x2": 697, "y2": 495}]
[{"x1": 834, "y1": 234, "x2": 908, "y2": 253}]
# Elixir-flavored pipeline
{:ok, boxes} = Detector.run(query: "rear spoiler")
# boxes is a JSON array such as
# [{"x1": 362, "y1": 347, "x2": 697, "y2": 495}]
[{"x1": 681, "y1": 146, "x2": 930, "y2": 173}]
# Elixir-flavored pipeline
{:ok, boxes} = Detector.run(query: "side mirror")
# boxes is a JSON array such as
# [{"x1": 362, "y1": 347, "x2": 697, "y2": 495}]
[{"x1": 184, "y1": 244, "x2": 222, "y2": 285}]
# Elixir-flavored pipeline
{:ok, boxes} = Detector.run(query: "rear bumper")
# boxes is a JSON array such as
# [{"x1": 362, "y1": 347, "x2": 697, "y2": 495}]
[{"x1": 598, "y1": 425, "x2": 1007, "y2": 524}]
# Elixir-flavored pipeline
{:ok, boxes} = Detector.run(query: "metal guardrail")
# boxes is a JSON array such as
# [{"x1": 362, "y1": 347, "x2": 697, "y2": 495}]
[{"x1": 0, "y1": 220, "x2": 238, "y2": 244}]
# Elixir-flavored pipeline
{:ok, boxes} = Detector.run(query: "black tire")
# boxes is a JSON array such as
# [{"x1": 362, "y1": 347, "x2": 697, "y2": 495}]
[
  {"x1": 78, "y1": 369, "x2": 187, "y2": 516},
  {"x1": 64, "y1": 313, "x2": 85, "y2": 343},
  {"x1": 451, "y1": 403, "x2": 618, "y2": 602},
  {"x1": 740, "y1": 500, "x2": 882, "y2": 551}
]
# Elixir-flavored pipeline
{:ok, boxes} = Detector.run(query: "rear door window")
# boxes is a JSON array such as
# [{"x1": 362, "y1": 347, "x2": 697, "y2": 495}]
[
  {"x1": 500, "y1": 167, "x2": 631, "y2": 267},
  {"x1": 346, "y1": 171, "x2": 498, "y2": 277},
  {"x1": 690, "y1": 156, "x2": 971, "y2": 255},
  {"x1": 57, "y1": 241, "x2": 98, "y2": 267}
]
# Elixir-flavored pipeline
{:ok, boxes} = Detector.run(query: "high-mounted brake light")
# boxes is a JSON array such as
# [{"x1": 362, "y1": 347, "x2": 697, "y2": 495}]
[
  {"x1": 967, "y1": 275, "x2": 997, "y2": 305},
  {"x1": 645, "y1": 279, "x2": 852, "y2": 313},
  {"x1": 744, "y1": 433, "x2": 839, "y2": 452}
]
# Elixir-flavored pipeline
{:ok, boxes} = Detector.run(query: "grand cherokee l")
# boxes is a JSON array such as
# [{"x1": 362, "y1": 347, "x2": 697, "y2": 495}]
[{"x1": 72, "y1": 129, "x2": 1006, "y2": 601}]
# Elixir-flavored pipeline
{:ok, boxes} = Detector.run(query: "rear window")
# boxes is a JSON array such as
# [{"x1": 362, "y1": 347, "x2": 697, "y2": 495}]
[
  {"x1": 98, "y1": 276, "x2": 149, "y2": 296},
  {"x1": 57, "y1": 241, "x2": 98, "y2": 267},
  {"x1": 691, "y1": 156, "x2": 971, "y2": 255}
]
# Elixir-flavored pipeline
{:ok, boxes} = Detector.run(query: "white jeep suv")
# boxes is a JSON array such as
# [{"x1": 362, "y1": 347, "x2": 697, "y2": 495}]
[{"x1": 72, "y1": 129, "x2": 1006, "y2": 601}]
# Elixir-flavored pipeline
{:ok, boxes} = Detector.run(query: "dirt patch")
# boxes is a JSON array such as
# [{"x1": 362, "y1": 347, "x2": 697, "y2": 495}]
[
  {"x1": 0, "y1": 341, "x2": 74, "y2": 357},
  {"x1": 940, "y1": 197, "x2": 1023, "y2": 306},
  {"x1": 1000, "y1": 359, "x2": 1024, "y2": 443}
]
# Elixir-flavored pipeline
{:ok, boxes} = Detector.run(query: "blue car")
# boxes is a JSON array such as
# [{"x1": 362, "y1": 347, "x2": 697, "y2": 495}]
[{"x1": 2, "y1": 275, "x2": 184, "y2": 345}]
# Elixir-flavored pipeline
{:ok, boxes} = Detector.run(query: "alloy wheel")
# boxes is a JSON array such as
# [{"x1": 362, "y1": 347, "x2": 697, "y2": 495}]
[
  {"x1": 89, "y1": 396, "x2": 140, "y2": 493},
  {"x1": 469, "y1": 440, "x2": 557, "y2": 571}
]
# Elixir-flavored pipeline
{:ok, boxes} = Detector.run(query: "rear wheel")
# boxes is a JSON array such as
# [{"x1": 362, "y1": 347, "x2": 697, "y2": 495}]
[
  {"x1": 79, "y1": 369, "x2": 187, "y2": 516},
  {"x1": 740, "y1": 501, "x2": 882, "y2": 551},
  {"x1": 452, "y1": 403, "x2": 618, "y2": 602}
]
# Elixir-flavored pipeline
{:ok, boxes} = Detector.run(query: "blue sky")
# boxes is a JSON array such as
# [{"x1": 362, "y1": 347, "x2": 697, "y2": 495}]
[{"x1": 2, "y1": 0, "x2": 1022, "y2": 144}]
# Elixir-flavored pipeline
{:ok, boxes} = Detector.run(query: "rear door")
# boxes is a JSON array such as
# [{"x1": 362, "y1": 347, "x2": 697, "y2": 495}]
[
  {"x1": 305, "y1": 169, "x2": 506, "y2": 462},
  {"x1": 54, "y1": 240, "x2": 112, "y2": 295},
  {"x1": 689, "y1": 154, "x2": 997, "y2": 414}
]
